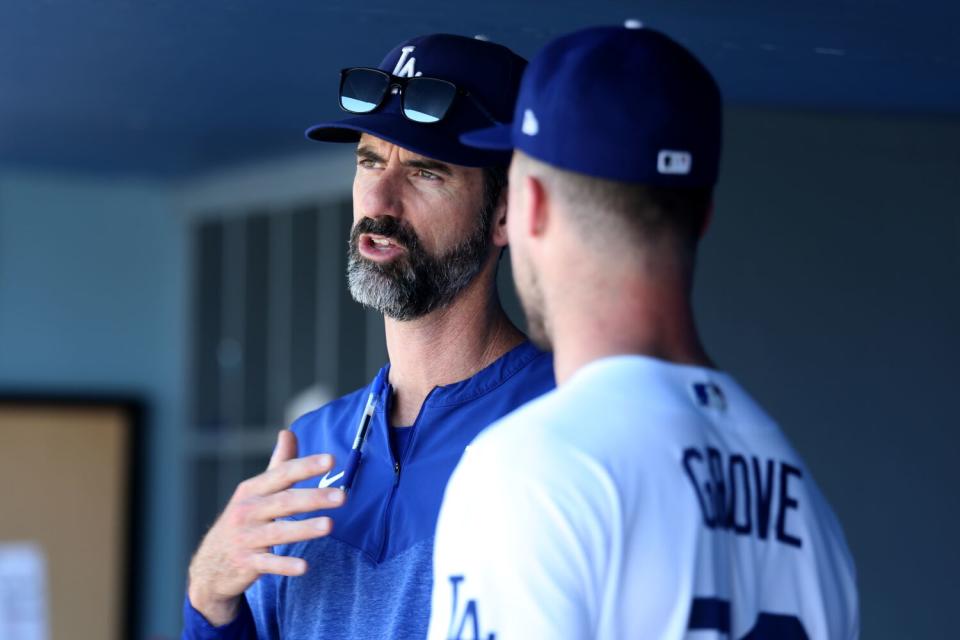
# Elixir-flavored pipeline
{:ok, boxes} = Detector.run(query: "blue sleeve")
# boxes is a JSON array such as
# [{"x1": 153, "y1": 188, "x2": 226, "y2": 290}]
[
  {"x1": 246, "y1": 573, "x2": 281, "y2": 639},
  {"x1": 181, "y1": 593, "x2": 258, "y2": 640}
]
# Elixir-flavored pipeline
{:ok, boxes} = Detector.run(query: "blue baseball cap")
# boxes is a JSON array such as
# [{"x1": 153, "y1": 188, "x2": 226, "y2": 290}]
[
  {"x1": 461, "y1": 25, "x2": 723, "y2": 186},
  {"x1": 306, "y1": 34, "x2": 527, "y2": 168}
]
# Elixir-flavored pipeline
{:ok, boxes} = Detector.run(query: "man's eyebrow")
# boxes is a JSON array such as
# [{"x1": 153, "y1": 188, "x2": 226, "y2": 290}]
[
  {"x1": 402, "y1": 158, "x2": 453, "y2": 176},
  {"x1": 356, "y1": 145, "x2": 454, "y2": 177},
  {"x1": 356, "y1": 145, "x2": 386, "y2": 163}
]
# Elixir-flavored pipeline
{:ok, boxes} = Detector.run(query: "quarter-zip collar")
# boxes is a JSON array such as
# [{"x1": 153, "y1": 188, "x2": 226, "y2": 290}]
[{"x1": 286, "y1": 339, "x2": 554, "y2": 563}]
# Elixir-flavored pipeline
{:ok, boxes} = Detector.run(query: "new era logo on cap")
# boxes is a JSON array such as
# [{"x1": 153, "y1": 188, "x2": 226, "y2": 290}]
[{"x1": 521, "y1": 109, "x2": 539, "y2": 136}]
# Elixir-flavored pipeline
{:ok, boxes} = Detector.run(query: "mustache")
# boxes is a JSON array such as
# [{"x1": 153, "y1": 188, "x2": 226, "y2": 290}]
[{"x1": 350, "y1": 216, "x2": 421, "y2": 251}]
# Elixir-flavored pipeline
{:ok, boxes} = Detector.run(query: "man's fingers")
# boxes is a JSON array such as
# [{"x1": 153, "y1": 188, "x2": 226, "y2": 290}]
[
  {"x1": 267, "y1": 430, "x2": 298, "y2": 470},
  {"x1": 250, "y1": 552, "x2": 309, "y2": 577},
  {"x1": 253, "y1": 488, "x2": 346, "y2": 520},
  {"x1": 243, "y1": 454, "x2": 336, "y2": 497},
  {"x1": 251, "y1": 517, "x2": 334, "y2": 548}
]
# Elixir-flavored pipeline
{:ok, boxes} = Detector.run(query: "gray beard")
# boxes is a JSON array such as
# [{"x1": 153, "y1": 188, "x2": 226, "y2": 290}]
[{"x1": 346, "y1": 213, "x2": 491, "y2": 321}]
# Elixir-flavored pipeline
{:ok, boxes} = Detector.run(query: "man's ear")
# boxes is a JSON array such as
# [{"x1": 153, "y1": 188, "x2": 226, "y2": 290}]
[{"x1": 491, "y1": 181, "x2": 509, "y2": 248}]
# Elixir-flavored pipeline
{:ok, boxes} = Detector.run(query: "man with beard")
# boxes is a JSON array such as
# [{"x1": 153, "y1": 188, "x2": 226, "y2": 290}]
[
  {"x1": 182, "y1": 34, "x2": 553, "y2": 640},
  {"x1": 429, "y1": 25, "x2": 859, "y2": 640}
]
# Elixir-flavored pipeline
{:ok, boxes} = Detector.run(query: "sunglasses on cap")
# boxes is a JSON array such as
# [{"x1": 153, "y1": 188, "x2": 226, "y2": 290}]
[{"x1": 338, "y1": 67, "x2": 501, "y2": 125}]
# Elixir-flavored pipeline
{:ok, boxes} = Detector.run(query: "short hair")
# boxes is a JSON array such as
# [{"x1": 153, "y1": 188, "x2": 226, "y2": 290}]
[{"x1": 516, "y1": 153, "x2": 712, "y2": 261}]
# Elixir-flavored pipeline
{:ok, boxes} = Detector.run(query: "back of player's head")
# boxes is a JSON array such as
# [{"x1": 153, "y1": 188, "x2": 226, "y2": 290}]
[{"x1": 461, "y1": 24, "x2": 723, "y2": 256}]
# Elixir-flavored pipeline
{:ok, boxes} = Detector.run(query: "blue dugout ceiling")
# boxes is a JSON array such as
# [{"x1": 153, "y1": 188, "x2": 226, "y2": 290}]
[{"x1": 0, "y1": 0, "x2": 957, "y2": 177}]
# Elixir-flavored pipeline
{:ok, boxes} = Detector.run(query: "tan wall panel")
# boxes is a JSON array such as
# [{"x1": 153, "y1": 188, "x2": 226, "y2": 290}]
[{"x1": 0, "y1": 405, "x2": 131, "y2": 640}]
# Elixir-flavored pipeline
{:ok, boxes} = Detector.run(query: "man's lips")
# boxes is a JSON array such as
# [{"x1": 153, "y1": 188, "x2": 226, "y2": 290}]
[{"x1": 358, "y1": 233, "x2": 407, "y2": 262}]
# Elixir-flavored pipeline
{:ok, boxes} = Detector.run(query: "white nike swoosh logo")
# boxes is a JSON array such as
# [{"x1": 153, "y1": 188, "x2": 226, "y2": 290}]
[{"x1": 317, "y1": 470, "x2": 344, "y2": 489}]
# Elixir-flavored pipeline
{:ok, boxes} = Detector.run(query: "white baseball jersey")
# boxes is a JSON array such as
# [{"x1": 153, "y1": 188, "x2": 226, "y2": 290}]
[{"x1": 429, "y1": 355, "x2": 858, "y2": 640}]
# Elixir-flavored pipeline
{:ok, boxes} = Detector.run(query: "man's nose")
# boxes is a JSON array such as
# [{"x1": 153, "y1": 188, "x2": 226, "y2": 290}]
[{"x1": 361, "y1": 168, "x2": 404, "y2": 219}]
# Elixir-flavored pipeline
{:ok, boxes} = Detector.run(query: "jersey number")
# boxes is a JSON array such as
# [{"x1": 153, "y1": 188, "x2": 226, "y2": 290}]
[{"x1": 688, "y1": 597, "x2": 808, "y2": 639}]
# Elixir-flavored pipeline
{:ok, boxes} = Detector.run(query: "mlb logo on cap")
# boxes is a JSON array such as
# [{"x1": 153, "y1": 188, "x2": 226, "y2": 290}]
[
  {"x1": 461, "y1": 24, "x2": 723, "y2": 186},
  {"x1": 658, "y1": 150, "x2": 693, "y2": 175}
]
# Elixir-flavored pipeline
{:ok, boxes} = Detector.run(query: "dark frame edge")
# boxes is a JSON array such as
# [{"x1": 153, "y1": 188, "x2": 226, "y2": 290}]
[{"x1": 0, "y1": 391, "x2": 146, "y2": 640}]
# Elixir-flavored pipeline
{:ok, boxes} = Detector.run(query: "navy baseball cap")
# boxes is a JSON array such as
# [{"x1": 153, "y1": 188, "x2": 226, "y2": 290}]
[
  {"x1": 461, "y1": 25, "x2": 723, "y2": 186},
  {"x1": 306, "y1": 34, "x2": 526, "y2": 168}
]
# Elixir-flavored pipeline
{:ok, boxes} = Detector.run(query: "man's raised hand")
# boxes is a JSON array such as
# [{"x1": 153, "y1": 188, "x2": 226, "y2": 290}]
[{"x1": 187, "y1": 430, "x2": 345, "y2": 625}]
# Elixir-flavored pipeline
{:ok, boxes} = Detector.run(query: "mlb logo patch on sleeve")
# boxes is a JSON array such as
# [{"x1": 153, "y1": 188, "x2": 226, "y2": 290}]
[{"x1": 691, "y1": 381, "x2": 726, "y2": 411}]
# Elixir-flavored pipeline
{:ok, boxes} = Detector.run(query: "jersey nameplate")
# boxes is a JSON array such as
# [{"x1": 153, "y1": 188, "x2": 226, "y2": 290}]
[{"x1": 682, "y1": 447, "x2": 804, "y2": 548}]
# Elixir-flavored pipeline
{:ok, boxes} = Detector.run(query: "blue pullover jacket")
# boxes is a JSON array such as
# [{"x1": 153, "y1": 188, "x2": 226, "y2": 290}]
[{"x1": 183, "y1": 341, "x2": 554, "y2": 640}]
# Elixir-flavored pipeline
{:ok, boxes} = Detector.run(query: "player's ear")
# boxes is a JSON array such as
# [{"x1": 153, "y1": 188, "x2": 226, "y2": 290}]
[{"x1": 524, "y1": 173, "x2": 549, "y2": 239}]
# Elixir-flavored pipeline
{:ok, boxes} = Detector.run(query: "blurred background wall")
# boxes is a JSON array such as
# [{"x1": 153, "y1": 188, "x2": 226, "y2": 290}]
[
  {"x1": 0, "y1": 2, "x2": 957, "y2": 638},
  {"x1": 0, "y1": 171, "x2": 188, "y2": 635},
  {"x1": 698, "y1": 111, "x2": 960, "y2": 638}
]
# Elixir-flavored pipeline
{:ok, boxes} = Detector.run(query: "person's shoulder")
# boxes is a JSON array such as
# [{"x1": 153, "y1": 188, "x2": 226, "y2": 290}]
[
  {"x1": 510, "y1": 345, "x2": 555, "y2": 394},
  {"x1": 437, "y1": 340, "x2": 555, "y2": 408},
  {"x1": 446, "y1": 390, "x2": 621, "y2": 533},
  {"x1": 471, "y1": 384, "x2": 563, "y2": 443},
  {"x1": 459, "y1": 388, "x2": 593, "y2": 480},
  {"x1": 513, "y1": 343, "x2": 555, "y2": 383},
  {"x1": 462, "y1": 356, "x2": 696, "y2": 474}
]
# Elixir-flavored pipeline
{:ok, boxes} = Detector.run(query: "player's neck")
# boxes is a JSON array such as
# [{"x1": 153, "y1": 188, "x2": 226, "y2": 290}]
[
  {"x1": 383, "y1": 272, "x2": 525, "y2": 425},
  {"x1": 550, "y1": 271, "x2": 714, "y2": 386}
]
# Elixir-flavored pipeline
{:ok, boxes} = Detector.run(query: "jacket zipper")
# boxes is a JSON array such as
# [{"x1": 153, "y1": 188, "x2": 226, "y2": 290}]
[{"x1": 375, "y1": 387, "x2": 433, "y2": 562}]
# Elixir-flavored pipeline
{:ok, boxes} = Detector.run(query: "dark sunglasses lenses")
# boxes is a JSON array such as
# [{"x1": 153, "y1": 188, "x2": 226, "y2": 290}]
[
  {"x1": 340, "y1": 69, "x2": 458, "y2": 123},
  {"x1": 402, "y1": 79, "x2": 457, "y2": 123},
  {"x1": 340, "y1": 69, "x2": 389, "y2": 114}
]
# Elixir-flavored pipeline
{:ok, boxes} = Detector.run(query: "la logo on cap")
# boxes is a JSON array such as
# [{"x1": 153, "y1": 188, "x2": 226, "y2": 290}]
[
  {"x1": 521, "y1": 109, "x2": 539, "y2": 136},
  {"x1": 393, "y1": 46, "x2": 423, "y2": 78}
]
